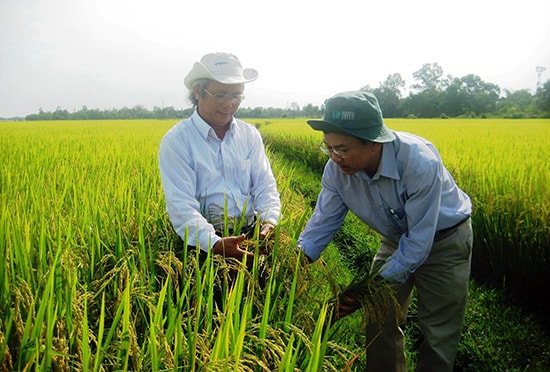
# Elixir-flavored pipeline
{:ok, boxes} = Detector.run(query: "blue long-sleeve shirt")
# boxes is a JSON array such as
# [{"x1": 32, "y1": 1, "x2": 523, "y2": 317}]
[
  {"x1": 158, "y1": 111, "x2": 281, "y2": 251},
  {"x1": 298, "y1": 131, "x2": 471, "y2": 283}
]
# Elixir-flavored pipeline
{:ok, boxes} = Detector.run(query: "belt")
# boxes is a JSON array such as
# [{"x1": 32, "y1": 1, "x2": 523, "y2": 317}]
[{"x1": 434, "y1": 217, "x2": 470, "y2": 242}]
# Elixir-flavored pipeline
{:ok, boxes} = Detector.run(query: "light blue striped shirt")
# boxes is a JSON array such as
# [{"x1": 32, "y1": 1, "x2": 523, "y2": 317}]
[
  {"x1": 298, "y1": 131, "x2": 471, "y2": 283},
  {"x1": 159, "y1": 111, "x2": 281, "y2": 251}
]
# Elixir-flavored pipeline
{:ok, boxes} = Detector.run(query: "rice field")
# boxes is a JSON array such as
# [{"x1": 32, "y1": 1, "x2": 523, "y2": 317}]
[
  {"x1": 259, "y1": 118, "x2": 550, "y2": 299},
  {"x1": 0, "y1": 119, "x2": 376, "y2": 370},
  {"x1": 1, "y1": 118, "x2": 549, "y2": 370}
]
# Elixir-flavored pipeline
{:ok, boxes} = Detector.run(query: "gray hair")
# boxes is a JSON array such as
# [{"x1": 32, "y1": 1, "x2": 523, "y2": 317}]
[{"x1": 188, "y1": 79, "x2": 211, "y2": 107}]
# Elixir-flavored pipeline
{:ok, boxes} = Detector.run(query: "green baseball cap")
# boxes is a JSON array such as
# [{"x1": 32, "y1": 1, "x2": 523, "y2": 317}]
[{"x1": 307, "y1": 91, "x2": 396, "y2": 143}]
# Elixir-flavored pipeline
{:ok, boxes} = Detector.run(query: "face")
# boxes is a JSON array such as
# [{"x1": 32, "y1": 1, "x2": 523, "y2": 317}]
[
  {"x1": 194, "y1": 81, "x2": 244, "y2": 129},
  {"x1": 323, "y1": 132, "x2": 382, "y2": 176}
]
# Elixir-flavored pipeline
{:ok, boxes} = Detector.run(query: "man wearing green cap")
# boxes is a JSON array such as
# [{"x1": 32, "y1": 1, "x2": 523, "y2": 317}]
[{"x1": 297, "y1": 91, "x2": 472, "y2": 371}]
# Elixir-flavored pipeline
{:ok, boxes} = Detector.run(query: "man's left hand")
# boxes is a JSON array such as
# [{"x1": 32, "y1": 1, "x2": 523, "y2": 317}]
[{"x1": 259, "y1": 223, "x2": 275, "y2": 239}]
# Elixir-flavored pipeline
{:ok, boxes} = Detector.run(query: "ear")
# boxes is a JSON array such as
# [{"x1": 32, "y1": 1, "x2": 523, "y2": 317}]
[
  {"x1": 371, "y1": 142, "x2": 383, "y2": 152},
  {"x1": 193, "y1": 85, "x2": 201, "y2": 100}
]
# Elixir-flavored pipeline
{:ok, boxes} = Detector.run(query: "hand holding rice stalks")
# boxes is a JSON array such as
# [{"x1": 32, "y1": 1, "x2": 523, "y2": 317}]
[{"x1": 331, "y1": 272, "x2": 400, "y2": 325}]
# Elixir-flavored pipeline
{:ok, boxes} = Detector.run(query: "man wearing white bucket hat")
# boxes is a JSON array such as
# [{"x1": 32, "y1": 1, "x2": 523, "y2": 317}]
[{"x1": 159, "y1": 52, "x2": 280, "y2": 261}]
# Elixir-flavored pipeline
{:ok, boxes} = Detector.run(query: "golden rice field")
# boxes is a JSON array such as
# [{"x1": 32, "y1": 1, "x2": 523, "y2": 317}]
[
  {"x1": 260, "y1": 117, "x2": 548, "y2": 195},
  {"x1": 1, "y1": 118, "x2": 549, "y2": 370},
  {"x1": 259, "y1": 118, "x2": 550, "y2": 295}
]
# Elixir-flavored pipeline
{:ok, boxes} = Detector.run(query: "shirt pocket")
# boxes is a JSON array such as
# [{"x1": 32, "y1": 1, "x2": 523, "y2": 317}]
[{"x1": 386, "y1": 205, "x2": 408, "y2": 234}]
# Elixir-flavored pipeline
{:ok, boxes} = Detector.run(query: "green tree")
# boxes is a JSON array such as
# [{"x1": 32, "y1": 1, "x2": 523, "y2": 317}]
[
  {"x1": 443, "y1": 75, "x2": 500, "y2": 117},
  {"x1": 369, "y1": 73, "x2": 405, "y2": 118},
  {"x1": 404, "y1": 63, "x2": 450, "y2": 117},
  {"x1": 402, "y1": 90, "x2": 445, "y2": 118},
  {"x1": 73, "y1": 106, "x2": 90, "y2": 120},
  {"x1": 410, "y1": 63, "x2": 447, "y2": 93},
  {"x1": 51, "y1": 107, "x2": 70, "y2": 120},
  {"x1": 498, "y1": 89, "x2": 537, "y2": 118},
  {"x1": 535, "y1": 79, "x2": 550, "y2": 115},
  {"x1": 302, "y1": 103, "x2": 321, "y2": 117}
]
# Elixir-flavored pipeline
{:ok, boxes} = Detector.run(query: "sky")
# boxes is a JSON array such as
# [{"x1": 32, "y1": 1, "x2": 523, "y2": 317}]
[{"x1": 1, "y1": 0, "x2": 549, "y2": 118}]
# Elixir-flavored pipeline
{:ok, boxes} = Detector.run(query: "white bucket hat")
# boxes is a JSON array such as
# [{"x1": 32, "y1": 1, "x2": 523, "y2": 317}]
[{"x1": 184, "y1": 52, "x2": 258, "y2": 90}]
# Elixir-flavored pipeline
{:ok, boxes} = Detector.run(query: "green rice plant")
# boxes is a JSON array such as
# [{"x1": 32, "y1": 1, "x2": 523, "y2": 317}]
[
  {"x1": 80, "y1": 297, "x2": 90, "y2": 371},
  {"x1": 2, "y1": 119, "x2": 547, "y2": 371}
]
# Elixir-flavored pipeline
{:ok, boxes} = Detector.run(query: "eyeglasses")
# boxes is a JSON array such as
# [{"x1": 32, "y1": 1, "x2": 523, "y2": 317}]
[
  {"x1": 203, "y1": 88, "x2": 245, "y2": 104},
  {"x1": 319, "y1": 142, "x2": 350, "y2": 157}
]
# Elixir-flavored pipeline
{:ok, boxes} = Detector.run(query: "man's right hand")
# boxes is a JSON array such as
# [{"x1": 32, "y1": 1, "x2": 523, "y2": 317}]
[
  {"x1": 212, "y1": 234, "x2": 254, "y2": 261},
  {"x1": 335, "y1": 295, "x2": 361, "y2": 319}
]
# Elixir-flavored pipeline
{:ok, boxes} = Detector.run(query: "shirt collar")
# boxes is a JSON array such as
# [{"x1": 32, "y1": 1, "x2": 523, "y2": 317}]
[
  {"x1": 191, "y1": 110, "x2": 236, "y2": 141},
  {"x1": 376, "y1": 138, "x2": 400, "y2": 181}
]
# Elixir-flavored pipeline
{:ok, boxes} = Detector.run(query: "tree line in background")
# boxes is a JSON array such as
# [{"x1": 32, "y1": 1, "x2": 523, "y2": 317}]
[
  {"x1": 362, "y1": 63, "x2": 550, "y2": 119},
  {"x1": 23, "y1": 63, "x2": 550, "y2": 121}
]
